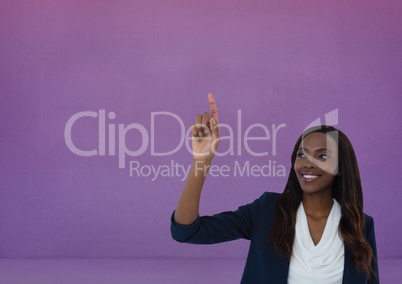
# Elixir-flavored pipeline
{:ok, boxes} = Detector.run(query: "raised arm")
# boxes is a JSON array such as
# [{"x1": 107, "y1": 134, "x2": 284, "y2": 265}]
[{"x1": 173, "y1": 93, "x2": 220, "y2": 225}]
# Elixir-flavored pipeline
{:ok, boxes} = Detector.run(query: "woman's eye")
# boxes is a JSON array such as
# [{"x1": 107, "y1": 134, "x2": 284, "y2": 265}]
[
  {"x1": 297, "y1": 153, "x2": 305, "y2": 158},
  {"x1": 319, "y1": 154, "x2": 329, "y2": 160}
]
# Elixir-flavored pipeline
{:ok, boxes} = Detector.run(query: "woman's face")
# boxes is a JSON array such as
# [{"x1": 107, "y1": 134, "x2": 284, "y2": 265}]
[{"x1": 293, "y1": 132, "x2": 339, "y2": 194}]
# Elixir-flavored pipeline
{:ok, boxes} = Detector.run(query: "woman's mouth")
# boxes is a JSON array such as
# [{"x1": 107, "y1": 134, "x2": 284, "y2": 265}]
[{"x1": 301, "y1": 173, "x2": 320, "y2": 182}]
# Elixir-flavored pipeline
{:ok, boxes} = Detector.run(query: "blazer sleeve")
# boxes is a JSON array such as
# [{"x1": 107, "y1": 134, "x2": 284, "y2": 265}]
[
  {"x1": 170, "y1": 192, "x2": 271, "y2": 244},
  {"x1": 364, "y1": 214, "x2": 379, "y2": 284}
]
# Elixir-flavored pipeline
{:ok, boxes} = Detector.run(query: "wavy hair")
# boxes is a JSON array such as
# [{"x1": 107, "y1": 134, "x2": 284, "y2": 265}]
[{"x1": 270, "y1": 125, "x2": 375, "y2": 280}]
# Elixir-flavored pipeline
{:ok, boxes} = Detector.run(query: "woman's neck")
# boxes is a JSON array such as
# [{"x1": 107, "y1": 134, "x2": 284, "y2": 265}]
[{"x1": 302, "y1": 190, "x2": 333, "y2": 218}]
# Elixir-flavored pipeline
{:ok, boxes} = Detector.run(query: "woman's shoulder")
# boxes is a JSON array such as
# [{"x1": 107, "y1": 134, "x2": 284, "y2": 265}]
[
  {"x1": 245, "y1": 191, "x2": 281, "y2": 211},
  {"x1": 363, "y1": 212, "x2": 375, "y2": 226},
  {"x1": 249, "y1": 191, "x2": 281, "y2": 202},
  {"x1": 249, "y1": 191, "x2": 283, "y2": 223},
  {"x1": 258, "y1": 191, "x2": 282, "y2": 201},
  {"x1": 362, "y1": 212, "x2": 375, "y2": 232}
]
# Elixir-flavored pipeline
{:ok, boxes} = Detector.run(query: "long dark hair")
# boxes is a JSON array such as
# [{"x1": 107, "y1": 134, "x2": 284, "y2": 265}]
[{"x1": 270, "y1": 125, "x2": 374, "y2": 279}]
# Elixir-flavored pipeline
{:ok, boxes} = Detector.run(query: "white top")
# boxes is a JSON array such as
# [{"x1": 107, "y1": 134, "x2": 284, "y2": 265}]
[{"x1": 287, "y1": 199, "x2": 344, "y2": 284}]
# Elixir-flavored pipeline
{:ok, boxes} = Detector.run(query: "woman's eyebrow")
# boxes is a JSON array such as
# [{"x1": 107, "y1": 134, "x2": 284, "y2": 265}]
[{"x1": 297, "y1": 147, "x2": 333, "y2": 154}]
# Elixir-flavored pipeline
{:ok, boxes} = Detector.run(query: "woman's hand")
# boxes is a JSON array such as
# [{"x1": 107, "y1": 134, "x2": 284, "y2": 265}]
[
  {"x1": 191, "y1": 93, "x2": 220, "y2": 163},
  {"x1": 173, "y1": 93, "x2": 220, "y2": 225}
]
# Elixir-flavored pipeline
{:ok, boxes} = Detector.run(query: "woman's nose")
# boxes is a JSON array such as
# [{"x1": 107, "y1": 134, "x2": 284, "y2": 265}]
[{"x1": 303, "y1": 158, "x2": 316, "y2": 168}]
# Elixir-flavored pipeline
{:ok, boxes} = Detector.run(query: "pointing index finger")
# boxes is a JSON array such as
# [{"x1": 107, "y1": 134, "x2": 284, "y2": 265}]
[{"x1": 208, "y1": 92, "x2": 219, "y2": 123}]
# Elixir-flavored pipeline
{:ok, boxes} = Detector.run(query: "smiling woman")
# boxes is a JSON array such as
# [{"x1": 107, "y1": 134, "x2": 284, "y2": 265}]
[
  {"x1": 271, "y1": 126, "x2": 377, "y2": 284},
  {"x1": 294, "y1": 132, "x2": 339, "y2": 195},
  {"x1": 170, "y1": 94, "x2": 379, "y2": 284}
]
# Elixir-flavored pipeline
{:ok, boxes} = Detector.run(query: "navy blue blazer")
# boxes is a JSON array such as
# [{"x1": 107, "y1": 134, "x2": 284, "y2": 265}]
[{"x1": 171, "y1": 192, "x2": 379, "y2": 283}]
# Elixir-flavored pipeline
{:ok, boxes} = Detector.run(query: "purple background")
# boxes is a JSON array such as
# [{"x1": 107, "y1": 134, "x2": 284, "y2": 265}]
[{"x1": 1, "y1": 0, "x2": 401, "y2": 261}]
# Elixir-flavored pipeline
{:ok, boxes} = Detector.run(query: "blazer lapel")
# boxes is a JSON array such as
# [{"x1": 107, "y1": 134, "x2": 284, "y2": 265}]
[
  {"x1": 342, "y1": 246, "x2": 366, "y2": 284},
  {"x1": 342, "y1": 246, "x2": 354, "y2": 284}
]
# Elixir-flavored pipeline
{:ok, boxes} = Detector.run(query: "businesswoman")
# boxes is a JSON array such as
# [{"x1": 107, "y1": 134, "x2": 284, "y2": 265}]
[{"x1": 171, "y1": 93, "x2": 379, "y2": 283}]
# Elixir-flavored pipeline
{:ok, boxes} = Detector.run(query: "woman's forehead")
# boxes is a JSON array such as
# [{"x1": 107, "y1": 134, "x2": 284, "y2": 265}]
[{"x1": 300, "y1": 132, "x2": 338, "y2": 151}]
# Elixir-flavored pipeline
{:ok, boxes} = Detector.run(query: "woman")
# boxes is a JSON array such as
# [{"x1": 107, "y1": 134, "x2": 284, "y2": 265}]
[{"x1": 170, "y1": 93, "x2": 379, "y2": 283}]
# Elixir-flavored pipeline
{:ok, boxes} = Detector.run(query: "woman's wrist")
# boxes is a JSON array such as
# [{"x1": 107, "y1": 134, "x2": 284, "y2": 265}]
[{"x1": 192, "y1": 159, "x2": 213, "y2": 178}]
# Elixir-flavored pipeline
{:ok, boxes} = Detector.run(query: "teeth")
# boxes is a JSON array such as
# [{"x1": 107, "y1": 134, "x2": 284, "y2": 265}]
[{"x1": 303, "y1": 174, "x2": 318, "y2": 179}]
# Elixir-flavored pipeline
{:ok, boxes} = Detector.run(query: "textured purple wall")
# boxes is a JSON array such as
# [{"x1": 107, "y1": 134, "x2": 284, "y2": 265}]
[{"x1": 1, "y1": 0, "x2": 401, "y2": 259}]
